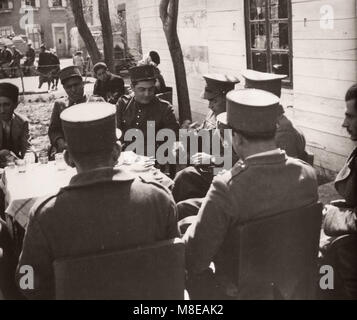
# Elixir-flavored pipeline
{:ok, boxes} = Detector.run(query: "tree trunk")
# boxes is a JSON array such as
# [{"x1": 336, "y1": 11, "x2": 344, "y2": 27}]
[
  {"x1": 70, "y1": 0, "x2": 101, "y2": 64},
  {"x1": 98, "y1": 0, "x2": 114, "y2": 73},
  {"x1": 160, "y1": 0, "x2": 191, "y2": 123}
]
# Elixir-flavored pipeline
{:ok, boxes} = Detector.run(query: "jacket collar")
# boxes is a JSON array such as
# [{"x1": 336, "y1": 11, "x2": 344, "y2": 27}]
[
  {"x1": 245, "y1": 149, "x2": 287, "y2": 166},
  {"x1": 68, "y1": 95, "x2": 87, "y2": 107},
  {"x1": 65, "y1": 167, "x2": 136, "y2": 190}
]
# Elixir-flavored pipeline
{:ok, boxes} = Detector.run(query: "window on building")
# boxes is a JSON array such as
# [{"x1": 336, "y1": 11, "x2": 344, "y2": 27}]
[
  {"x1": 0, "y1": 26, "x2": 14, "y2": 37},
  {"x1": 25, "y1": 0, "x2": 37, "y2": 7},
  {"x1": 52, "y1": 0, "x2": 66, "y2": 7},
  {"x1": 26, "y1": 24, "x2": 41, "y2": 49},
  {"x1": 0, "y1": 0, "x2": 13, "y2": 10},
  {"x1": 245, "y1": 0, "x2": 293, "y2": 87}
]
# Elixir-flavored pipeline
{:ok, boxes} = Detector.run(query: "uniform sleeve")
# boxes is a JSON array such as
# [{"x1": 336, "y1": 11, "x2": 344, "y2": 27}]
[
  {"x1": 48, "y1": 102, "x2": 64, "y2": 147},
  {"x1": 19, "y1": 120, "x2": 31, "y2": 158},
  {"x1": 93, "y1": 80, "x2": 100, "y2": 97},
  {"x1": 16, "y1": 214, "x2": 54, "y2": 300},
  {"x1": 163, "y1": 103, "x2": 179, "y2": 137},
  {"x1": 183, "y1": 177, "x2": 233, "y2": 275}
]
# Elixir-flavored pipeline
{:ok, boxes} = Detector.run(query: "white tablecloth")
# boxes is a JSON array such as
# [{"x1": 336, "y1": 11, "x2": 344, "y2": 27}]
[{"x1": 0, "y1": 152, "x2": 174, "y2": 229}]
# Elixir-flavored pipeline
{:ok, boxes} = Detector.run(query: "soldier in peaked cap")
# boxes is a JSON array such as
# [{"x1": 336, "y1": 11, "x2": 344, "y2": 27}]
[
  {"x1": 17, "y1": 102, "x2": 179, "y2": 300},
  {"x1": 181, "y1": 89, "x2": 318, "y2": 300},
  {"x1": 172, "y1": 74, "x2": 240, "y2": 203},
  {"x1": 48, "y1": 66, "x2": 104, "y2": 156},
  {"x1": 116, "y1": 64, "x2": 179, "y2": 155},
  {"x1": 242, "y1": 69, "x2": 309, "y2": 163}
]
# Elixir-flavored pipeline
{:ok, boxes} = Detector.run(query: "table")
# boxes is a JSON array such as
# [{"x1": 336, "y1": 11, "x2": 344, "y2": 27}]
[{"x1": 0, "y1": 152, "x2": 174, "y2": 230}]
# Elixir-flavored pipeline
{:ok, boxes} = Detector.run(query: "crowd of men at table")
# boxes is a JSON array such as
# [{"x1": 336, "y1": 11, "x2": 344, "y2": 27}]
[{"x1": 0, "y1": 50, "x2": 356, "y2": 300}]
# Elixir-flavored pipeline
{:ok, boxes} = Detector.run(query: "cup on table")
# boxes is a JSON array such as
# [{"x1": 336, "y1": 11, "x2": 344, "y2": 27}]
[
  {"x1": 24, "y1": 152, "x2": 36, "y2": 165},
  {"x1": 38, "y1": 151, "x2": 49, "y2": 165},
  {"x1": 55, "y1": 153, "x2": 66, "y2": 171},
  {"x1": 15, "y1": 159, "x2": 26, "y2": 173}
]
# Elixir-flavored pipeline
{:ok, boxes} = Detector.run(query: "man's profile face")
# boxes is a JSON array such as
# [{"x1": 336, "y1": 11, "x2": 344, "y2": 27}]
[
  {"x1": 208, "y1": 94, "x2": 226, "y2": 116},
  {"x1": 132, "y1": 80, "x2": 156, "y2": 105},
  {"x1": 63, "y1": 77, "x2": 84, "y2": 102},
  {"x1": 343, "y1": 99, "x2": 357, "y2": 141},
  {"x1": 0, "y1": 96, "x2": 15, "y2": 122},
  {"x1": 96, "y1": 68, "x2": 109, "y2": 82}
]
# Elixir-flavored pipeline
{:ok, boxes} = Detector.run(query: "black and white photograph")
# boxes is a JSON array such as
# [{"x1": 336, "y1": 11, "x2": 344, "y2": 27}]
[{"x1": 0, "y1": 0, "x2": 356, "y2": 304}]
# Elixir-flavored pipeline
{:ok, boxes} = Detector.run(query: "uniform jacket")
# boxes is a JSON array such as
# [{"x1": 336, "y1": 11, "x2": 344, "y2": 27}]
[
  {"x1": 25, "y1": 48, "x2": 35, "y2": 64},
  {"x1": 184, "y1": 149, "x2": 318, "y2": 282},
  {"x1": 276, "y1": 114, "x2": 307, "y2": 161},
  {"x1": 116, "y1": 95, "x2": 179, "y2": 152},
  {"x1": 48, "y1": 95, "x2": 104, "y2": 149},
  {"x1": 93, "y1": 73, "x2": 125, "y2": 104},
  {"x1": 17, "y1": 167, "x2": 180, "y2": 300},
  {"x1": 323, "y1": 148, "x2": 357, "y2": 237},
  {"x1": 0, "y1": 112, "x2": 31, "y2": 158}
]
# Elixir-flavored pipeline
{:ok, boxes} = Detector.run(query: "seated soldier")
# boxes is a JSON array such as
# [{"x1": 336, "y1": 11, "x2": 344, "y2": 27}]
[
  {"x1": 320, "y1": 84, "x2": 357, "y2": 299},
  {"x1": 116, "y1": 65, "x2": 179, "y2": 156},
  {"x1": 242, "y1": 70, "x2": 308, "y2": 162},
  {"x1": 183, "y1": 89, "x2": 318, "y2": 299},
  {"x1": 17, "y1": 102, "x2": 180, "y2": 300},
  {"x1": 93, "y1": 62, "x2": 125, "y2": 104},
  {"x1": 0, "y1": 83, "x2": 31, "y2": 168},
  {"x1": 172, "y1": 74, "x2": 240, "y2": 203},
  {"x1": 48, "y1": 66, "x2": 104, "y2": 155}
]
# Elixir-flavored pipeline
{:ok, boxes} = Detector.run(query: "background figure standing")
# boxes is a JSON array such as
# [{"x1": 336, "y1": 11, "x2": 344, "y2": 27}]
[
  {"x1": 37, "y1": 44, "x2": 60, "y2": 91},
  {"x1": 73, "y1": 51, "x2": 85, "y2": 75},
  {"x1": 0, "y1": 45, "x2": 13, "y2": 78},
  {"x1": 23, "y1": 43, "x2": 35, "y2": 76},
  {"x1": 9, "y1": 46, "x2": 23, "y2": 78}
]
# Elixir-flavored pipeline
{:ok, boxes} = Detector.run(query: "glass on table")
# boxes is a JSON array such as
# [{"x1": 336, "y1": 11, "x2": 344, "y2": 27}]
[
  {"x1": 15, "y1": 159, "x2": 26, "y2": 173},
  {"x1": 38, "y1": 150, "x2": 49, "y2": 165},
  {"x1": 55, "y1": 153, "x2": 67, "y2": 171},
  {"x1": 24, "y1": 152, "x2": 36, "y2": 165}
]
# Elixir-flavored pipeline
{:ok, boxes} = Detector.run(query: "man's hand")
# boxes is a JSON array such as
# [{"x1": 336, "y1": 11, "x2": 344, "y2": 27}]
[
  {"x1": 191, "y1": 153, "x2": 213, "y2": 166},
  {"x1": 323, "y1": 204, "x2": 357, "y2": 237},
  {"x1": 56, "y1": 139, "x2": 67, "y2": 154},
  {"x1": 0, "y1": 149, "x2": 18, "y2": 167},
  {"x1": 181, "y1": 120, "x2": 199, "y2": 131}
]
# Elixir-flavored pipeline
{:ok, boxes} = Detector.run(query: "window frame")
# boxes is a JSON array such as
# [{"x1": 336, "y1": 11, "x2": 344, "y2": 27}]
[{"x1": 244, "y1": 0, "x2": 293, "y2": 88}]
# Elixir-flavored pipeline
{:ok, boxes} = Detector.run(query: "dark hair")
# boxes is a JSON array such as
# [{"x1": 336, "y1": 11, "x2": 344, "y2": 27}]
[
  {"x1": 346, "y1": 84, "x2": 357, "y2": 112},
  {"x1": 149, "y1": 51, "x2": 161, "y2": 66}
]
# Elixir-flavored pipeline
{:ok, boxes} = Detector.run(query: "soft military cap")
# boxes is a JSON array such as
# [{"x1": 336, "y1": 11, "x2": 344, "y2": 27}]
[
  {"x1": 202, "y1": 74, "x2": 240, "y2": 100},
  {"x1": 224, "y1": 89, "x2": 280, "y2": 137},
  {"x1": 0, "y1": 82, "x2": 19, "y2": 105},
  {"x1": 129, "y1": 65, "x2": 157, "y2": 82},
  {"x1": 242, "y1": 70, "x2": 287, "y2": 98},
  {"x1": 59, "y1": 66, "x2": 83, "y2": 85},
  {"x1": 60, "y1": 102, "x2": 121, "y2": 153}
]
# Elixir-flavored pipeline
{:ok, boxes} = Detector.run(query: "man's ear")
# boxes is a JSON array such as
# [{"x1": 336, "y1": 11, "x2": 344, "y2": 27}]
[{"x1": 64, "y1": 150, "x2": 76, "y2": 168}]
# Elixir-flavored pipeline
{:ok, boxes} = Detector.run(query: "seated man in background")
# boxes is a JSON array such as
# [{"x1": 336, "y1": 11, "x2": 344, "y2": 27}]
[
  {"x1": 48, "y1": 66, "x2": 104, "y2": 155},
  {"x1": 321, "y1": 84, "x2": 357, "y2": 300},
  {"x1": 93, "y1": 62, "x2": 125, "y2": 104},
  {"x1": 242, "y1": 70, "x2": 309, "y2": 163},
  {"x1": 173, "y1": 74, "x2": 240, "y2": 203},
  {"x1": 116, "y1": 65, "x2": 179, "y2": 155},
  {"x1": 0, "y1": 83, "x2": 31, "y2": 168},
  {"x1": 183, "y1": 89, "x2": 318, "y2": 299},
  {"x1": 17, "y1": 102, "x2": 180, "y2": 300}
]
